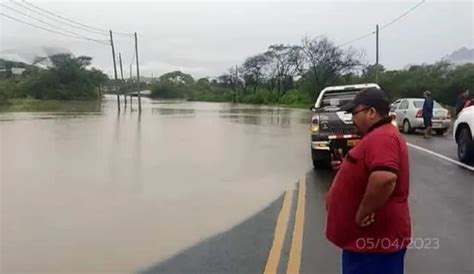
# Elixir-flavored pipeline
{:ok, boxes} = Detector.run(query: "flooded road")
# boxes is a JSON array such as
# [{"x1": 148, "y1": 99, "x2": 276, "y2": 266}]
[{"x1": 1, "y1": 95, "x2": 312, "y2": 273}]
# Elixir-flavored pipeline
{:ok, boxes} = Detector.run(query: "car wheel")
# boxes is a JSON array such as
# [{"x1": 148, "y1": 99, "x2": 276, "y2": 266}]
[
  {"x1": 434, "y1": 129, "x2": 447, "y2": 136},
  {"x1": 403, "y1": 120, "x2": 412, "y2": 134},
  {"x1": 457, "y1": 127, "x2": 474, "y2": 163}
]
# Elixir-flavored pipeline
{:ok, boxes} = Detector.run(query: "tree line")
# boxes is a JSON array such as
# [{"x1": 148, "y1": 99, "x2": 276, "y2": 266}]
[
  {"x1": 2, "y1": 38, "x2": 472, "y2": 108},
  {"x1": 149, "y1": 36, "x2": 473, "y2": 108},
  {"x1": 0, "y1": 53, "x2": 108, "y2": 105}
]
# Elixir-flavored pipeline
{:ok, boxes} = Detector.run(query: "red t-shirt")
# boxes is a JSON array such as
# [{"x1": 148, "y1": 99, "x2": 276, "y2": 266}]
[{"x1": 326, "y1": 119, "x2": 411, "y2": 253}]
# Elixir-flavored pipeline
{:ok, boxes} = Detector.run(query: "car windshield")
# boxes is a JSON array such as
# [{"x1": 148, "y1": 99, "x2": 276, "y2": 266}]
[
  {"x1": 320, "y1": 90, "x2": 359, "y2": 108},
  {"x1": 413, "y1": 100, "x2": 442, "y2": 109}
]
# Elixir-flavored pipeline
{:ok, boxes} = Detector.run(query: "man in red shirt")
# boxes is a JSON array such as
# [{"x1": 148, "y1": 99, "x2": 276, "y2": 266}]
[{"x1": 326, "y1": 87, "x2": 411, "y2": 274}]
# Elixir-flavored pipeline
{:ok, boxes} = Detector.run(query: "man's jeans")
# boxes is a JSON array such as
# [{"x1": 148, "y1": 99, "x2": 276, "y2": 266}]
[{"x1": 342, "y1": 249, "x2": 406, "y2": 274}]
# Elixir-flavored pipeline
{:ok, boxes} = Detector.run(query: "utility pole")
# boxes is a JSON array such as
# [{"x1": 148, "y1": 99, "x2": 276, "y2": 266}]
[
  {"x1": 119, "y1": 52, "x2": 126, "y2": 107},
  {"x1": 375, "y1": 24, "x2": 379, "y2": 84},
  {"x1": 235, "y1": 65, "x2": 239, "y2": 103},
  {"x1": 129, "y1": 64, "x2": 133, "y2": 106},
  {"x1": 109, "y1": 30, "x2": 120, "y2": 110},
  {"x1": 98, "y1": 84, "x2": 102, "y2": 100},
  {"x1": 135, "y1": 32, "x2": 142, "y2": 113}
]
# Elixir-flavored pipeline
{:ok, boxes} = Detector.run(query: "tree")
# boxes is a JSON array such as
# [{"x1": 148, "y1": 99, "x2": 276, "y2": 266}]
[
  {"x1": 150, "y1": 71, "x2": 195, "y2": 99},
  {"x1": 301, "y1": 36, "x2": 363, "y2": 100},
  {"x1": 89, "y1": 68, "x2": 109, "y2": 98},
  {"x1": 21, "y1": 53, "x2": 103, "y2": 100},
  {"x1": 159, "y1": 71, "x2": 194, "y2": 86},
  {"x1": 196, "y1": 78, "x2": 211, "y2": 91},
  {"x1": 218, "y1": 67, "x2": 244, "y2": 102},
  {"x1": 264, "y1": 44, "x2": 304, "y2": 97},
  {"x1": 241, "y1": 54, "x2": 271, "y2": 93}
]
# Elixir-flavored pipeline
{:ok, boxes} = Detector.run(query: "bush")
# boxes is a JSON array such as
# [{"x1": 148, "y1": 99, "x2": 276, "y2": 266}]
[
  {"x1": 279, "y1": 89, "x2": 311, "y2": 105},
  {"x1": 150, "y1": 81, "x2": 188, "y2": 99},
  {"x1": 0, "y1": 79, "x2": 23, "y2": 105}
]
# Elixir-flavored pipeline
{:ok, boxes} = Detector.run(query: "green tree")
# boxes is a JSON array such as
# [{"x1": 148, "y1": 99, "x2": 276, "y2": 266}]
[
  {"x1": 300, "y1": 36, "x2": 363, "y2": 100},
  {"x1": 22, "y1": 53, "x2": 104, "y2": 100}
]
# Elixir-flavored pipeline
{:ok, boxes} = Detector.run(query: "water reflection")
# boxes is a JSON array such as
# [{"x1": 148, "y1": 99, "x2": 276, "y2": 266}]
[
  {"x1": 219, "y1": 114, "x2": 293, "y2": 127},
  {"x1": 151, "y1": 107, "x2": 196, "y2": 116}
]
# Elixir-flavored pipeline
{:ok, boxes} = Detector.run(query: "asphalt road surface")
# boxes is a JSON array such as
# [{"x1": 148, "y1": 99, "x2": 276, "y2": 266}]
[{"x1": 1, "y1": 97, "x2": 472, "y2": 273}]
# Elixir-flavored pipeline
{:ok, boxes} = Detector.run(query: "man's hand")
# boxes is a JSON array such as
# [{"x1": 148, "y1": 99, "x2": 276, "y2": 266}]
[
  {"x1": 356, "y1": 170, "x2": 397, "y2": 227},
  {"x1": 331, "y1": 160, "x2": 342, "y2": 171},
  {"x1": 331, "y1": 148, "x2": 344, "y2": 171},
  {"x1": 356, "y1": 211, "x2": 375, "y2": 227}
]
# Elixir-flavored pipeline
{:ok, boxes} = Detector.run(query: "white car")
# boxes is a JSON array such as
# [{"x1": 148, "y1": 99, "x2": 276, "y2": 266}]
[
  {"x1": 453, "y1": 106, "x2": 474, "y2": 163},
  {"x1": 391, "y1": 98, "x2": 451, "y2": 135}
]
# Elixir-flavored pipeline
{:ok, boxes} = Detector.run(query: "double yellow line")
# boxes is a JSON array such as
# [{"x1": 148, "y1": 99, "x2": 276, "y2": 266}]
[{"x1": 264, "y1": 176, "x2": 306, "y2": 274}]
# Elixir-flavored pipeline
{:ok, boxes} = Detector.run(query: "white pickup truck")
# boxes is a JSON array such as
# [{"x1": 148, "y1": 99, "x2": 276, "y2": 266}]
[{"x1": 453, "y1": 105, "x2": 474, "y2": 163}]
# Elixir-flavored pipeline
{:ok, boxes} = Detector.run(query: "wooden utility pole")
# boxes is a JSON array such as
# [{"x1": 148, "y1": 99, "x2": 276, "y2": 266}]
[
  {"x1": 375, "y1": 24, "x2": 379, "y2": 83},
  {"x1": 134, "y1": 32, "x2": 142, "y2": 113},
  {"x1": 109, "y1": 30, "x2": 120, "y2": 110},
  {"x1": 235, "y1": 65, "x2": 239, "y2": 103},
  {"x1": 129, "y1": 64, "x2": 133, "y2": 105},
  {"x1": 119, "y1": 53, "x2": 126, "y2": 106}
]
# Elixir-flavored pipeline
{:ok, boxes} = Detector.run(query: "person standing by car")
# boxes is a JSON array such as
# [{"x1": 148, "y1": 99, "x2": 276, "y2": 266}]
[
  {"x1": 422, "y1": 90, "x2": 434, "y2": 138},
  {"x1": 455, "y1": 89, "x2": 470, "y2": 116},
  {"x1": 327, "y1": 87, "x2": 411, "y2": 274}
]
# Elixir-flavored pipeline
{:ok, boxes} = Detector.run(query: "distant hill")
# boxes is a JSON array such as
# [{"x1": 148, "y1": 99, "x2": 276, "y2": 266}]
[
  {"x1": 0, "y1": 58, "x2": 31, "y2": 69},
  {"x1": 444, "y1": 47, "x2": 474, "y2": 65}
]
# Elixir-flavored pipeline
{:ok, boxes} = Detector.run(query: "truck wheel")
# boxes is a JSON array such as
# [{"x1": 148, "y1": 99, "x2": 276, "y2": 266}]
[
  {"x1": 457, "y1": 127, "x2": 474, "y2": 164},
  {"x1": 311, "y1": 149, "x2": 330, "y2": 169}
]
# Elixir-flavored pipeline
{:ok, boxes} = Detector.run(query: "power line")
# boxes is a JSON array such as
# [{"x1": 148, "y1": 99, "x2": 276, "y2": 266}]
[
  {"x1": 0, "y1": 12, "x2": 110, "y2": 45},
  {"x1": 21, "y1": 0, "x2": 134, "y2": 36},
  {"x1": 9, "y1": 0, "x2": 109, "y2": 37},
  {"x1": 337, "y1": 0, "x2": 426, "y2": 48},
  {"x1": 380, "y1": 0, "x2": 426, "y2": 30},
  {"x1": 337, "y1": 31, "x2": 376, "y2": 48},
  {"x1": 1, "y1": 3, "x2": 110, "y2": 44}
]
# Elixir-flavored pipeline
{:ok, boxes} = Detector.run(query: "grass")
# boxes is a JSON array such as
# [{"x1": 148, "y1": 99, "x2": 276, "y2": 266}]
[{"x1": 0, "y1": 98, "x2": 102, "y2": 112}]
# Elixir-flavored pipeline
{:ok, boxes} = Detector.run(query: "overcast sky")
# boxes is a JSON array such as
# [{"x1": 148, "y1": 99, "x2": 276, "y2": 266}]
[{"x1": 1, "y1": 0, "x2": 472, "y2": 78}]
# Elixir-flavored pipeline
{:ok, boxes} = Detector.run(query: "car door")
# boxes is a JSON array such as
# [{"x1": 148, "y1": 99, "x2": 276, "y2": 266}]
[{"x1": 396, "y1": 100, "x2": 409, "y2": 125}]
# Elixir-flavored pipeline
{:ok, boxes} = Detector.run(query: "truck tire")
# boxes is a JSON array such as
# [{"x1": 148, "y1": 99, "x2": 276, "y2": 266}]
[
  {"x1": 457, "y1": 127, "x2": 474, "y2": 164},
  {"x1": 311, "y1": 149, "x2": 330, "y2": 169}
]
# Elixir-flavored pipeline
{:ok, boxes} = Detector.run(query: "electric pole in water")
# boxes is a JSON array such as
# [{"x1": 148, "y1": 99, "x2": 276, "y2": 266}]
[
  {"x1": 134, "y1": 32, "x2": 142, "y2": 113},
  {"x1": 129, "y1": 64, "x2": 133, "y2": 106},
  {"x1": 119, "y1": 52, "x2": 126, "y2": 107},
  {"x1": 375, "y1": 24, "x2": 379, "y2": 84},
  {"x1": 109, "y1": 30, "x2": 120, "y2": 110}
]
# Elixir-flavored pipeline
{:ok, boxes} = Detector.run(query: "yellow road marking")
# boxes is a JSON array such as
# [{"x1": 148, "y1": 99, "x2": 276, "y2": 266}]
[
  {"x1": 263, "y1": 187, "x2": 293, "y2": 274},
  {"x1": 287, "y1": 177, "x2": 306, "y2": 274}
]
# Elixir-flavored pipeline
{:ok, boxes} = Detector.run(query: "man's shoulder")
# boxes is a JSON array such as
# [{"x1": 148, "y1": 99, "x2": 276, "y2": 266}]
[
  {"x1": 366, "y1": 124, "x2": 405, "y2": 146},
  {"x1": 370, "y1": 123, "x2": 400, "y2": 137}
]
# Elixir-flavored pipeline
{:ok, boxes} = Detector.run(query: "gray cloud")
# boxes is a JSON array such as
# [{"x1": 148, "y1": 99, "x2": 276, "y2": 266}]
[{"x1": 1, "y1": 0, "x2": 472, "y2": 79}]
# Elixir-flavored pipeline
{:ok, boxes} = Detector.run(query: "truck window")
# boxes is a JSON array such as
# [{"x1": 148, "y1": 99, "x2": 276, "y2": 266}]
[{"x1": 320, "y1": 91, "x2": 359, "y2": 108}]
